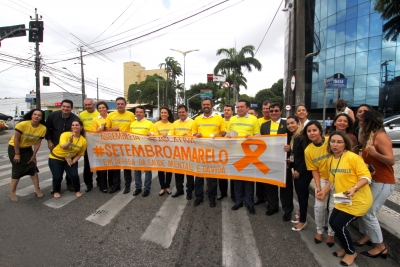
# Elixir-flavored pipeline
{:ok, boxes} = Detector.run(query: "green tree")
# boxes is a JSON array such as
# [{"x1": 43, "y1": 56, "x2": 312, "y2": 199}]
[
  {"x1": 213, "y1": 45, "x2": 262, "y2": 103},
  {"x1": 186, "y1": 82, "x2": 217, "y2": 115},
  {"x1": 374, "y1": 0, "x2": 400, "y2": 42},
  {"x1": 159, "y1": 57, "x2": 182, "y2": 109},
  {"x1": 253, "y1": 78, "x2": 284, "y2": 111}
]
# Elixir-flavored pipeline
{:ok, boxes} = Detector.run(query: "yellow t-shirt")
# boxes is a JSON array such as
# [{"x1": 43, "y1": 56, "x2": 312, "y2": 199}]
[
  {"x1": 129, "y1": 119, "x2": 154, "y2": 135},
  {"x1": 192, "y1": 114, "x2": 226, "y2": 137},
  {"x1": 269, "y1": 121, "x2": 280, "y2": 135},
  {"x1": 79, "y1": 110, "x2": 99, "y2": 131},
  {"x1": 105, "y1": 111, "x2": 135, "y2": 132},
  {"x1": 49, "y1": 132, "x2": 87, "y2": 161},
  {"x1": 224, "y1": 118, "x2": 231, "y2": 129},
  {"x1": 305, "y1": 137, "x2": 330, "y2": 180},
  {"x1": 172, "y1": 118, "x2": 193, "y2": 136},
  {"x1": 328, "y1": 151, "x2": 372, "y2": 216},
  {"x1": 92, "y1": 115, "x2": 107, "y2": 130},
  {"x1": 227, "y1": 114, "x2": 260, "y2": 136},
  {"x1": 154, "y1": 121, "x2": 173, "y2": 136},
  {"x1": 9, "y1": 121, "x2": 47, "y2": 148},
  {"x1": 258, "y1": 117, "x2": 270, "y2": 127}
]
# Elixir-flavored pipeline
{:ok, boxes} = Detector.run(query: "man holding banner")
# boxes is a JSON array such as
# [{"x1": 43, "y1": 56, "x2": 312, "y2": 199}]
[
  {"x1": 226, "y1": 99, "x2": 260, "y2": 214},
  {"x1": 105, "y1": 97, "x2": 135, "y2": 194},
  {"x1": 192, "y1": 97, "x2": 226, "y2": 207},
  {"x1": 219, "y1": 104, "x2": 234, "y2": 201}
]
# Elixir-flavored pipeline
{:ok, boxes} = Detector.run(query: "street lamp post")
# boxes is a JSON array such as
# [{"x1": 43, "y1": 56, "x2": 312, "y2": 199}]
[
  {"x1": 155, "y1": 78, "x2": 163, "y2": 118},
  {"x1": 187, "y1": 93, "x2": 200, "y2": 116},
  {"x1": 170, "y1": 49, "x2": 199, "y2": 105},
  {"x1": 62, "y1": 66, "x2": 84, "y2": 108}
]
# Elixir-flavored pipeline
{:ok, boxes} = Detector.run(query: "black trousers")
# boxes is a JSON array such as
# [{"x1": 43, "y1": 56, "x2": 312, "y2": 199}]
[
  {"x1": 112, "y1": 169, "x2": 132, "y2": 188},
  {"x1": 158, "y1": 171, "x2": 172, "y2": 189},
  {"x1": 218, "y1": 179, "x2": 228, "y2": 196},
  {"x1": 293, "y1": 174, "x2": 313, "y2": 223},
  {"x1": 329, "y1": 208, "x2": 358, "y2": 254},
  {"x1": 265, "y1": 170, "x2": 294, "y2": 214},
  {"x1": 234, "y1": 180, "x2": 254, "y2": 206},
  {"x1": 97, "y1": 170, "x2": 114, "y2": 191},
  {"x1": 83, "y1": 152, "x2": 93, "y2": 187},
  {"x1": 195, "y1": 177, "x2": 217, "y2": 199},
  {"x1": 175, "y1": 173, "x2": 194, "y2": 194},
  {"x1": 256, "y1": 182, "x2": 267, "y2": 201}
]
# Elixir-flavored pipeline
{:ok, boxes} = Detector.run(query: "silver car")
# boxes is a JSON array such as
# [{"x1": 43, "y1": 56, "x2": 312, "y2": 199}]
[{"x1": 384, "y1": 115, "x2": 400, "y2": 144}]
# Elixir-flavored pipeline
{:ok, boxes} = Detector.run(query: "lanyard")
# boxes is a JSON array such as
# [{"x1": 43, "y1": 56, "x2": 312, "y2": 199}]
[
  {"x1": 330, "y1": 153, "x2": 343, "y2": 181},
  {"x1": 70, "y1": 135, "x2": 81, "y2": 151}
]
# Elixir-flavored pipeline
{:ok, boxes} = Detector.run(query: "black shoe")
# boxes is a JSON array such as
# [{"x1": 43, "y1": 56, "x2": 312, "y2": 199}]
[
  {"x1": 85, "y1": 185, "x2": 93, "y2": 192},
  {"x1": 361, "y1": 248, "x2": 387, "y2": 259},
  {"x1": 133, "y1": 189, "x2": 142, "y2": 196},
  {"x1": 194, "y1": 197, "x2": 203, "y2": 206},
  {"x1": 172, "y1": 191, "x2": 184, "y2": 198},
  {"x1": 210, "y1": 198, "x2": 216, "y2": 207},
  {"x1": 123, "y1": 187, "x2": 130, "y2": 194},
  {"x1": 231, "y1": 203, "x2": 243, "y2": 210},
  {"x1": 186, "y1": 193, "x2": 192, "y2": 200},
  {"x1": 283, "y1": 213, "x2": 291, "y2": 222},
  {"x1": 254, "y1": 199, "x2": 266, "y2": 205},
  {"x1": 67, "y1": 184, "x2": 75, "y2": 192},
  {"x1": 142, "y1": 190, "x2": 150, "y2": 197},
  {"x1": 266, "y1": 209, "x2": 278, "y2": 216},
  {"x1": 248, "y1": 205, "x2": 256, "y2": 214},
  {"x1": 108, "y1": 185, "x2": 121, "y2": 194},
  {"x1": 353, "y1": 240, "x2": 372, "y2": 247},
  {"x1": 217, "y1": 194, "x2": 227, "y2": 200}
]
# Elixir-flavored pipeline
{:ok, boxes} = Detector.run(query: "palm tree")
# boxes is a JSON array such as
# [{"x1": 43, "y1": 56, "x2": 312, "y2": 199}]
[
  {"x1": 374, "y1": 0, "x2": 400, "y2": 42},
  {"x1": 159, "y1": 57, "x2": 182, "y2": 108},
  {"x1": 213, "y1": 45, "x2": 262, "y2": 104}
]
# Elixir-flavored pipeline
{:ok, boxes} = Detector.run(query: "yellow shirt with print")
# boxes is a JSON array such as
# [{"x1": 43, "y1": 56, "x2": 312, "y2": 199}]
[
  {"x1": 227, "y1": 114, "x2": 260, "y2": 136},
  {"x1": 172, "y1": 118, "x2": 193, "y2": 136},
  {"x1": 192, "y1": 114, "x2": 225, "y2": 137},
  {"x1": 328, "y1": 151, "x2": 372, "y2": 216},
  {"x1": 154, "y1": 121, "x2": 174, "y2": 136},
  {"x1": 9, "y1": 120, "x2": 47, "y2": 148},
  {"x1": 269, "y1": 120, "x2": 280, "y2": 135},
  {"x1": 129, "y1": 119, "x2": 154, "y2": 135},
  {"x1": 224, "y1": 118, "x2": 231, "y2": 130},
  {"x1": 105, "y1": 111, "x2": 135, "y2": 132},
  {"x1": 92, "y1": 115, "x2": 107, "y2": 130},
  {"x1": 79, "y1": 110, "x2": 99, "y2": 131},
  {"x1": 305, "y1": 137, "x2": 330, "y2": 180},
  {"x1": 49, "y1": 132, "x2": 87, "y2": 160}
]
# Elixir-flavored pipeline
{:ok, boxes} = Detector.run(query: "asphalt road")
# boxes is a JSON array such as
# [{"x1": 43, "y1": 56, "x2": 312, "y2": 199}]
[{"x1": 0, "y1": 130, "x2": 399, "y2": 267}]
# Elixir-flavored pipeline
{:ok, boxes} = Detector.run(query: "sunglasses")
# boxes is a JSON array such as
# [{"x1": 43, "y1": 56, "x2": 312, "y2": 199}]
[{"x1": 269, "y1": 109, "x2": 281, "y2": 113}]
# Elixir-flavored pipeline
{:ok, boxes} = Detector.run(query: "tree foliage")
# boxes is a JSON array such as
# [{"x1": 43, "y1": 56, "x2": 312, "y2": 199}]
[
  {"x1": 253, "y1": 79, "x2": 284, "y2": 113},
  {"x1": 374, "y1": 0, "x2": 400, "y2": 42},
  {"x1": 159, "y1": 57, "x2": 182, "y2": 108}
]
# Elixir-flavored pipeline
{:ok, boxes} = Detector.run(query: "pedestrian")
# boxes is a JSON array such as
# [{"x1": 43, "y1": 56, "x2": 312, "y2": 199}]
[
  {"x1": 354, "y1": 104, "x2": 372, "y2": 141},
  {"x1": 78, "y1": 98, "x2": 99, "y2": 192},
  {"x1": 154, "y1": 107, "x2": 174, "y2": 196},
  {"x1": 328, "y1": 113, "x2": 358, "y2": 153},
  {"x1": 49, "y1": 120, "x2": 86, "y2": 198},
  {"x1": 355, "y1": 110, "x2": 394, "y2": 259},
  {"x1": 226, "y1": 99, "x2": 260, "y2": 214},
  {"x1": 294, "y1": 104, "x2": 309, "y2": 129},
  {"x1": 325, "y1": 117, "x2": 332, "y2": 133},
  {"x1": 8, "y1": 109, "x2": 47, "y2": 202},
  {"x1": 319, "y1": 131, "x2": 372, "y2": 266},
  {"x1": 192, "y1": 97, "x2": 226, "y2": 207},
  {"x1": 336, "y1": 99, "x2": 355, "y2": 121},
  {"x1": 248, "y1": 108, "x2": 258, "y2": 118},
  {"x1": 130, "y1": 105, "x2": 154, "y2": 197}
]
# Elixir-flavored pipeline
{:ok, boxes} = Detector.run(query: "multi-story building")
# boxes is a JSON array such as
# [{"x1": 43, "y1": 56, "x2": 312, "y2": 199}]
[
  {"x1": 123, "y1": 61, "x2": 165, "y2": 100},
  {"x1": 284, "y1": 0, "x2": 399, "y2": 118}
]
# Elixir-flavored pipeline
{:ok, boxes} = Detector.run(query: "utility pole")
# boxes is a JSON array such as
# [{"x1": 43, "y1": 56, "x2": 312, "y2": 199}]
[
  {"x1": 294, "y1": 0, "x2": 306, "y2": 107},
  {"x1": 96, "y1": 78, "x2": 99, "y2": 101},
  {"x1": 31, "y1": 8, "x2": 42, "y2": 109},
  {"x1": 79, "y1": 45, "x2": 86, "y2": 108}
]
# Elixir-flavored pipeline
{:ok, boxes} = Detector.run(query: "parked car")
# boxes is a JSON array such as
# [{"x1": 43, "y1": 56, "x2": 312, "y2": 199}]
[
  {"x1": 0, "y1": 113, "x2": 13, "y2": 121},
  {"x1": 384, "y1": 115, "x2": 400, "y2": 144}
]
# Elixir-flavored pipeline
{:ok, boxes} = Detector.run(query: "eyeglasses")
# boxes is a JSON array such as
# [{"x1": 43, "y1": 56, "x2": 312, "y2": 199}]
[
  {"x1": 330, "y1": 140, "x2": 345, "y2": 144},
  {"x1": 269, "y1": 109, "x2": 281, "y2": 113}
]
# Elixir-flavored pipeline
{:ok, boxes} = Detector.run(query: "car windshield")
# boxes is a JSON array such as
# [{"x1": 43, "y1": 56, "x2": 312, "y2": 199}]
[{"x1": 383, "y1": 115, "x2": 400, "y2": 123}]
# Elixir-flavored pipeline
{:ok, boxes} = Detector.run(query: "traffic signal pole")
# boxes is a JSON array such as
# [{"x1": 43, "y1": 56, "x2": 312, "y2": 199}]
[{"x1": 31, "y1": 8, "x2": 41, "y2": 109}]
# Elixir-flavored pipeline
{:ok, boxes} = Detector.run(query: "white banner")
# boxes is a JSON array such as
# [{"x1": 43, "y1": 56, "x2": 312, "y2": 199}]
[{"x1": 86, "y1": 132, "x2": 288, "y2": 186}]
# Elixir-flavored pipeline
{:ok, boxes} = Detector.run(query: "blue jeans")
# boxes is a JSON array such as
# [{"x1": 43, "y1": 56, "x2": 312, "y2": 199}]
[
  {"x1": 234, "y1": 180, "x2": 254, "y2": 206},
  {"x1": 134, "y1": 170, "x2": 152, "y2": 191},
  {"x1": 49, "y1": 158, "x2": 80, "y2": 193},
  {"x1": 358, "y1": 181, "x2": 395, "y2": 243}
]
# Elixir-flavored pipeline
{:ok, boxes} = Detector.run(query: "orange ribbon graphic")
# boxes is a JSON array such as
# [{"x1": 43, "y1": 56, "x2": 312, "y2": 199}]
[{"x1": 233, "y1": 139, "x2": 270, "y2": 174}]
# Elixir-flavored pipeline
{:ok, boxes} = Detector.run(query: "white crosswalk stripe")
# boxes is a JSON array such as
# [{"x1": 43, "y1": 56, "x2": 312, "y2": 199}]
[{"x1": 43, "y1": 182, "x2": 92, "y2": 209}]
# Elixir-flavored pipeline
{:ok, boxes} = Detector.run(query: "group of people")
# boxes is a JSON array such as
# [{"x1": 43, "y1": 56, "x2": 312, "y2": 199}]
[{"x1": 8, "y1": 97, "x2": 395, "y2": 266}]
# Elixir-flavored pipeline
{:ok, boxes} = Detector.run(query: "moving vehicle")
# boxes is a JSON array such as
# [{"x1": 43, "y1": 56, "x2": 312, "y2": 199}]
[{"x1": 384, "y1": 115, "x2": 400, "y2": 144}]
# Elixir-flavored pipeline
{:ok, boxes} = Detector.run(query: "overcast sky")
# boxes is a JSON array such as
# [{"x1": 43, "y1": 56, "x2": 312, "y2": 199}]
[{"x1": 0, "y1": 0, "x2": 286, "y2": 101}]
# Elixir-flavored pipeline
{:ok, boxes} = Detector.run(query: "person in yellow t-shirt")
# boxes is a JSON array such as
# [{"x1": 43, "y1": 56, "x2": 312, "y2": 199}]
[
  {"x1": 8, "y1": 109, "x2": 47, "y2": 202},
  {"x1": 319, "y1": 131, "x2": 372, "y2": 266},
  {"x1": 49, "y1": 120, "x2": 87, "y2": 198},
  {"x1": 154, "y1": 107, "x2": 174, "y2": 196},
  {"x1": 219, "y1": 104, "x2": 234, "y2": 201},
  {"x1": 78, "y1": 98, "x2": 99, "y2": 193},
  {"x1": 130, "y1": 106, "x2": 154, "y2": 197},
  {"x1": 226, "y1": 99, "x2": 260, "y2": 215},
  {"x1": 302, "y1": 120, "x2": 335, "y2": 246},
  {"x1": 92, "y1": 101, "x2": 113, "y2": 193},
  {"x1": 191, "y1": 97, "x2": 226, "y2": 208},
  {"x1": 104, "y1": 97, "x2": 135, "y2": 194},
  {"x1": 171, "y1": 104, "x2": 195, "y2": 199}
]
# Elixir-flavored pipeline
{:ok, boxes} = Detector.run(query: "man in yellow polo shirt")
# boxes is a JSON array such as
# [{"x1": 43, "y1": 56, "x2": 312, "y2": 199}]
[
  {"x1": 192, "y1": 97, "x2": 226, "y2": 207},
  {"x1": 130, "y1": 106, "x2": 154, "y2": 197},
  {"x1": 105, "y1": 97, "x2": 135, "y2": 194},
  {"x1": 78, "y1": 98, "x2": 99, "y2": 192},
  {"x1": 260, "y1": 103, "x2": 293, "y2": 221},
  {"x1": 227, "y1": 99, "x2": 260, "y2": 214}
]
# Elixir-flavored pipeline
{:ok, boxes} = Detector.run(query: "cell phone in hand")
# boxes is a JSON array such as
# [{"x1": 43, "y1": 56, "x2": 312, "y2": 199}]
[{"x1": 368, "y1": 164, "x2": 375, "y2": 173}]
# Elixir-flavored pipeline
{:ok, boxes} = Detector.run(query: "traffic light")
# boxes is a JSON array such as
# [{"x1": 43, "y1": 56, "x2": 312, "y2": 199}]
[
  {"x1": 207, "y1": 74, "x2": 213, "y2": 83},
  {"x1": 43, "y1": 76, "x2": 50, "y2": 86},
  {"x1": 28, "y1": 21, "x2": 43, "y2": 42}
]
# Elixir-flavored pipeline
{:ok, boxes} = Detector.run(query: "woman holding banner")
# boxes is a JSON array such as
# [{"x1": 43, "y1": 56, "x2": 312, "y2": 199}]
[
  {"x1": 92, "y1": 101, "x2": 113, "y2": 193},
  {"x1": 154, "y1": 107, "x2": 175, "y2": 196}
]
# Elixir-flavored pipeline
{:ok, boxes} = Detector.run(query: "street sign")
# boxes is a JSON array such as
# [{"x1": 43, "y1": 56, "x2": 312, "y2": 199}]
[
  {"x1": 213, "y1": 75, "x2": 225, "y2": 82},
  {"x1": 200, "y1": 89, "x2": 212, "y2": 94},
  {"x1": 0, "y1": 24, "x2": 26, "y2": 39},
  {"x1": 285, "y1": 104, "x2": 291, "y2": 111},
  {"x1": 223, "y1": 82, "x2": 230, "y2": 88},
  {"x1": 326, "y1": 77, "x2": 347, "y2": 88},
  {"x1": 200, "y1": 93, "x2": 213, "y2": 98}
]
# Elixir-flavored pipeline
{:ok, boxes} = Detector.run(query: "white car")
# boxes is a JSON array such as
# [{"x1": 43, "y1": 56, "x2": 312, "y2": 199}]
[{"x1": 384, "y1": 115, "x2": 400, "y2": 145}]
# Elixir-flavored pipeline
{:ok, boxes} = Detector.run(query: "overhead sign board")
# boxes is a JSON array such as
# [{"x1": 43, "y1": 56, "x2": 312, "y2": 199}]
[
  {"x1": 326, "y1": 76, "x2": 347, "y2": 88},
  {"x1": 200, "y1": 93, "x2": 213, "y2": 98},
  {"x1": 0, "y1": 24, "x2": 26, "y2": 39},
  {"x1": 200, "y1": 89, "x2": 212, "y2": 94},
  {"x1": 213, "y1": 75, "x2": 226, "y2": 82}
]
